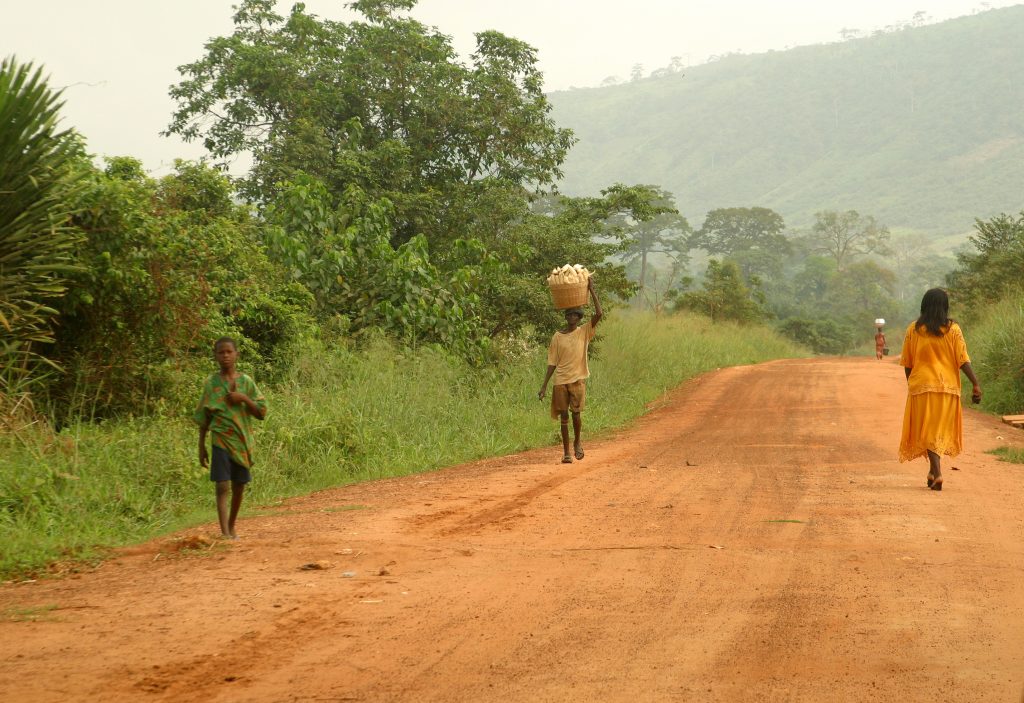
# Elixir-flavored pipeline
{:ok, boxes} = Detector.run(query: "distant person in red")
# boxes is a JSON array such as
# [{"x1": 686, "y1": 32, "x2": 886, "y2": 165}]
[{"x1": 875, "y1": 328, "x2": 886, "y2": 360}]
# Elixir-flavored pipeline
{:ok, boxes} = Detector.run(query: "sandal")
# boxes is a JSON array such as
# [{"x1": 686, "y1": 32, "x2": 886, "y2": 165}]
[
  {"x1": 930, "y1": 477, "x2": 943, "y2": 491},
  {"x1": 927, "y1": 473, "x2": 936, "y2": 488},
  {"x1": 561, "y1": 455, "x2": 573, "y2": 464},
  {"x1": 574, "y1": 445, "x2": 584, "y2": 461}
]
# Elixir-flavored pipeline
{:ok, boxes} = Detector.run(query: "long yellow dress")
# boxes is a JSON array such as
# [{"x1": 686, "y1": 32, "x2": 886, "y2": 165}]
[{"x1": 898, "y1": 321, "x2": 970, "y2": 462}]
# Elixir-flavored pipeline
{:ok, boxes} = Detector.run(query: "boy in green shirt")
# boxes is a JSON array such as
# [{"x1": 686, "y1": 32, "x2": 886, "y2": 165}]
[{"x1": 193, "y1": 337, "x2": 267, "y2": 539}]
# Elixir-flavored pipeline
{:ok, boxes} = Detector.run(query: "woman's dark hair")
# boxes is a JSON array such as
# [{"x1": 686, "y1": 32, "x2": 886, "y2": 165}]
[
  {"x1": 915, "y1": 288, "x2": 951, "y2": 336},
  {"x1": 213, "y1": 336, "x2": 237, "y2": 352}
]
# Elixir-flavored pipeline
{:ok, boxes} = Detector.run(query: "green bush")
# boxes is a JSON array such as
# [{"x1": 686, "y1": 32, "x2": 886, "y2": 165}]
[
  {"x1": 48, "y1": 158, "x2": 312, "y2": 416},
  {"x1": 264, "y1": 176, "x2": 496, "y2": 359},
  {"x1": 962, "y1": 293, "x2": 1024, "y2": 414},
  {"x1": 777, "y1": 317, "x2": 855, "y2": 355},
  {"x1": 675, "y1": 259, "x2": 765, "y2": 323},
  {"x1": 949, "y1": 211, "x2": 1024, "y2": 315}
]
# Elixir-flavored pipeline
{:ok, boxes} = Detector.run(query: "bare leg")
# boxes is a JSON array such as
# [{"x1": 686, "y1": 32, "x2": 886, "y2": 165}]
[
  {"x1": 927, "y1": 450, "x2": 943, "y2": 489},
  {"x1": 228, "y1": 482, "x2": 246, "y2": 537},
  {"x1": 559, "y1": 412, "x2": 571, "y2": 461},
  {"x1": 215, "y1": 481, "x2": 232, "y2": 537},
  {"x1": 572, "y1": 411, "x2": 583, "y2": 459}
]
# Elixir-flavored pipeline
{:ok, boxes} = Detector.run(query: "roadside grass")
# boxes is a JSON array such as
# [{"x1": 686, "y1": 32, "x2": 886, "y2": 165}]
[
  {"x1": 963, "y1": 293, "x2": 1024, "y2": 414},
  {"x1": 0, "y1": 311, "x2": 807, "y2": 578},
  {"x1": 987, "y1": 447, "x2": 1024, "y2": 464}
]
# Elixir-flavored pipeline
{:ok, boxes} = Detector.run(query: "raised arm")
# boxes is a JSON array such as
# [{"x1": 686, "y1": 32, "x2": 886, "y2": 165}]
[{"x1": 588, "y1": 277, "x2": 603, "y2": 328}]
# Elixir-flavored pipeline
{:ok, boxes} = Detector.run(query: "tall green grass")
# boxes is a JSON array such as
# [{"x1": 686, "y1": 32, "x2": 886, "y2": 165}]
[
  {"x1": 0, "y1": 312, "x2": 806, "y2": 577},
  {"x1": 963, "y1": 293, "x2": 1024, "y2": 414}
]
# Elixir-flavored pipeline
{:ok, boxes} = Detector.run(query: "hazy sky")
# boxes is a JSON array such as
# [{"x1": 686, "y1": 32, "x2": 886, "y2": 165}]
[{"x1": 3, "y1": 0, "x2": 1016, "y2": 173}]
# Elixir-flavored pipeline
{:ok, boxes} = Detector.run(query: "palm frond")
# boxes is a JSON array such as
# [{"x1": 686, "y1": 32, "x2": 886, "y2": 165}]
[{"x1": 0, "y1": 56, "x2": 83, "y2": 378}]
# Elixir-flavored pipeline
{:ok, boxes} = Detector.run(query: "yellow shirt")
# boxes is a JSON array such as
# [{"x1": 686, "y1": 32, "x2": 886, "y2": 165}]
[
  {"x1": 899, "y1": 321, "x2": 970, "y2": 396},
  {"x1": 548, "y1": 321, "x2": 597, "y2": 385}
]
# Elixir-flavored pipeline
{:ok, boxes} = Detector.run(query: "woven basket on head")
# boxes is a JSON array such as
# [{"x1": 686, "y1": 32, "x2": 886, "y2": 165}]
[{"x1": 548, "y1": 281, "x2": 589, "y2": 310}]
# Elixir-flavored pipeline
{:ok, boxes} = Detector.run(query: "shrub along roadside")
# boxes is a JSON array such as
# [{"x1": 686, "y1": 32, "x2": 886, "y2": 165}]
[
  {"x1": 960, "y1": 292, "x2": 1024, "y2": 415},
  {"x1": 0, "y1": 312, "x2": 807, "y2": 577}
]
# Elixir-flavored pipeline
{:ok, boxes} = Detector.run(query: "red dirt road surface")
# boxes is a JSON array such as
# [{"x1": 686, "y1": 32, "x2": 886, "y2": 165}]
[{"x1": 3, "y1": 358, "x2": 1024, "y2": 702}]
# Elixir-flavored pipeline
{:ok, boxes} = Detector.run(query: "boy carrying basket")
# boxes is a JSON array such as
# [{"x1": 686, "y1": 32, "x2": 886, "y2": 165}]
[{"x1": 538, "y1": 278, "x2": 603, "y2": 463}]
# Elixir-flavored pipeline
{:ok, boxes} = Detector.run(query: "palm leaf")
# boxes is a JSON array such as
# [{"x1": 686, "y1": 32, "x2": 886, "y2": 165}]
[{"x1": 0, "y1": 56, "x2": 84, "y2": 381}]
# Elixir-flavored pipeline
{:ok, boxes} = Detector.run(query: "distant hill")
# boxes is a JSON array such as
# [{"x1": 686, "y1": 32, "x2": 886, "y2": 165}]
[{"x1": 549, "y1": 6, "x2": 1024, "y2": 239}]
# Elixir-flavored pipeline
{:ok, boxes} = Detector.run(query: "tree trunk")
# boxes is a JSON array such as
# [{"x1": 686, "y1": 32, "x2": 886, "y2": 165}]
[{"x1": 640, "y1": 249, "x2": 648, "y2": 295}]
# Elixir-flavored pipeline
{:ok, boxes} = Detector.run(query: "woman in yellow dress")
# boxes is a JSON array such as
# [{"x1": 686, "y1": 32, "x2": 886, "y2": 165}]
[{"x1": 899, "y1": 289, "x2": 982, "y2": 490}]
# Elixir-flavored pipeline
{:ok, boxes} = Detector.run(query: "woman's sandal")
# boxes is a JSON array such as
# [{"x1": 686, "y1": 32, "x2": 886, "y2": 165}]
[
  {"x1": 561, "y1": 455, "x2": 573, "y2": 464},
  {"x1": 927, "y1": 473, "x2": 936, "y2": 488},
  {"x1": 574, "y1": 445, "x2": 584, "y2": 461},
  {"x1": 930, "y1": 477, "x2": 943, "y2": 491}
]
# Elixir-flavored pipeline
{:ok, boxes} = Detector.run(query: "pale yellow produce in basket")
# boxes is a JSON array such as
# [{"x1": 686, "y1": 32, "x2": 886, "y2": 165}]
[{"x1": 546, "y1": 264, "x2": 592, "y2": 309}]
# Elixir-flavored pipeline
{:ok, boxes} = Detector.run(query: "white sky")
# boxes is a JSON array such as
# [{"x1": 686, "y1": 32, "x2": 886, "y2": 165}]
[{"x1": 2, "y1": 0, "x2": 1016, "y2": 173}]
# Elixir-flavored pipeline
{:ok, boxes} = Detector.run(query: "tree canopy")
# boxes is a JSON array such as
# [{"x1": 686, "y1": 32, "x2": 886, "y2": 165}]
[
  {"x1": 167, "y1": 0, "x2": 574, "y2": 247},
  {"x1": 608, "y1": 186, "x2": 690, "y2": 294},
  {"x1": 696, "y1": 206, "x2": 788, "y2": 280},
  {"x1": 948, "y1": 211, "x2": 1024, "y2": 314},
  {"x1": 807, "y1": 210, "x2": 890, "y2": 270},
  {"x1": 675, "y1": 259, "x2": 764, "y2": 324}
]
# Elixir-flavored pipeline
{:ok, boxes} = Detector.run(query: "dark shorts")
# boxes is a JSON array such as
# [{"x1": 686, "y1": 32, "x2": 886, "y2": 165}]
[{"x1": 210, "y1": 446, "x2": 252, "y2": 484}]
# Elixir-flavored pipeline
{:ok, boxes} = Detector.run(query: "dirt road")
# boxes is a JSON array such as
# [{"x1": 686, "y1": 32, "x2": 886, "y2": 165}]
[{"x1": 2, "y1": 358, "x2": 1024, "y2": 702}]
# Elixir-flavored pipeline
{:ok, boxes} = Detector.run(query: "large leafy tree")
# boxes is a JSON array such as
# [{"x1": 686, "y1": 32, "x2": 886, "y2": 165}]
[
  {"x1": 792, "y1": 256, "x2": 838, "y2": 308},
  {"x1": 695, "y1": 206, "x2": 788, "y2": 280},
  {"x1": 824, "y1": 259, "x2": 898, "y2": 332},
  {"x1": 777, "y1": 254, "x2": 897, "y2": 352},
  {"x1": 889, "y1": 232, "x2": 955, "y2": 314},
  {"x1": 675, "y1": 259, "x2": 765, "y2": 323},
  {"x1": 606, "y1": 185, "x2": 690, "y2": 296},
  {"x1": 0, "y1": 58, "x2": 82, "y2": 385},
  {"x1": 263, "y1": 174, "x2": 497, "y2": 358},
  {"x1": 166, "y1": 0, "x2": 574, "y2": 247},
  {"x1": 452, "y1": 184, "x2": 662, "y2": 341},
  {"x1": 261, "y1": 175, "x2": 657, "y2": 349},
  {"x1": 807, "y1": 209, "x2": 890, "y2": 270}
]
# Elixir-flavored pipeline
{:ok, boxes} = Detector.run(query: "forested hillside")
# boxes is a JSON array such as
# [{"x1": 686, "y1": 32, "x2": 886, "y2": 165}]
[{"x1": 549, "y1": 5, "x2": 1024, "y2": 238}]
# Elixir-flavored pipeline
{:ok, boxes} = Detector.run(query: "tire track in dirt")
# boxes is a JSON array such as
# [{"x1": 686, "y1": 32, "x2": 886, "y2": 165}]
[{"x1": 125, "y1": 598, "x2": 353, "y2": 698}]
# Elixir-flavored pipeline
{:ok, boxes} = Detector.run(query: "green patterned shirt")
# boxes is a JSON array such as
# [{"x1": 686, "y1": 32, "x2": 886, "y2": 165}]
[{"x1": 193, "y1": 373, "x2": 267, "y2": 468}]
